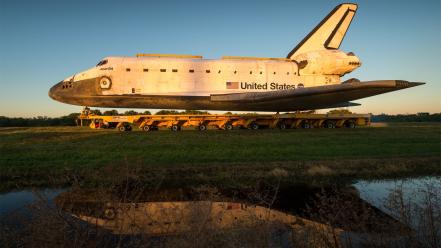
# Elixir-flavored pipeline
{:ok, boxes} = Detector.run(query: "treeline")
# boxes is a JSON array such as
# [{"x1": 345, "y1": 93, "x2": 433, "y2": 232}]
[
  {"x1": 0, "y1": 110, "x2": 210, "y2": 127},
  {"x1": 1, "y1": 111, "x2": 440, "y2": 127},
  {"x1": 327, "y1": 109, "x2": 441, "y2": 122},
  {"x1": 89, "y1": 109, "x2": 210, "y2": 116},
  {"x1": 371, "y1": 113, "x2": 441, "y2": 122},
  {"x1": 90, "y1": 110, "x2": 152, "y2": 116},
  {"x1": 0, "y1": 113, "x2": 80, "y2": 127}
]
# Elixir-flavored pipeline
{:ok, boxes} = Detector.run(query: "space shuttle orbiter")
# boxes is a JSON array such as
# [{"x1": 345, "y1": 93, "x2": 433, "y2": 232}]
[{"x1": 49, "y1": 3, "x2": 423, "y2": 112}]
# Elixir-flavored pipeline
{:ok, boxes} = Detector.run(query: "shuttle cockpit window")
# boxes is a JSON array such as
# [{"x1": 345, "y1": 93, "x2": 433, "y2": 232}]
[{"x1": 96, "y1": 59, "x2": 108, "y2": 67}]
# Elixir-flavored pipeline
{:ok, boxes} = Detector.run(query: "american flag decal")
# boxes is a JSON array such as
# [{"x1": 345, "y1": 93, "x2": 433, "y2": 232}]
[{"x1": 226, "y1": 82, "x2": 239, "y2": 89}]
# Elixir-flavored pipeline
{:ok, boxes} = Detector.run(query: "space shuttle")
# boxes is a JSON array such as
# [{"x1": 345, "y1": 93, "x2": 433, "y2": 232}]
[{"x1": 49, "y1": 3, "x2": 423, "y2": 112}]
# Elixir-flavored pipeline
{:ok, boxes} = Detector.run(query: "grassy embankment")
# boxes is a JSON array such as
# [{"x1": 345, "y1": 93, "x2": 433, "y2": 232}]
[{"x1": 0, "y1": 123, "x2": 440, "y2": 191}]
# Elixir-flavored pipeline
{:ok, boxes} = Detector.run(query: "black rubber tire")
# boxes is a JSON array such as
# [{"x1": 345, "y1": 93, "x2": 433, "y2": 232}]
[
  {"x1": 325, "y1": 122, "x2": 335, "y2": 129},
  {"x1": 250, "y1": 123, "x2": 259, "y2": 130},
  {"x1": 118, "y1": 126, "x2": 126, "y2": 132},
  {"x1": 198, "y1": 125, "x2": 207, "y2": 131},
  {"x1": 142, "y1": 125, "x2": 151, "y2": 132},
  {"x1": 171, "y1": 125, "x2": 180, "y2": 132},
  {"x1": 302, "y1": 122, "x2": 310, "y2": 129},
  {"x1": 279, "y1": 122, "x2": 286, "y2": 130},
  {"x1": 346, "y1": 121, "x2": 356, "y2": 128},
  {"x1": 224, "y1": 123, "x2": 233, "y2": 131}
]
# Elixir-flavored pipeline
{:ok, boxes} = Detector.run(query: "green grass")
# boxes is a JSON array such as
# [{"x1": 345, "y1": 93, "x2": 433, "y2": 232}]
[
  {"x1": 0, "y1": 123, "x2": 440, "y2": 190},
  {"x1": 1, "y1": 124, "x2": 440, "y2": 167}
]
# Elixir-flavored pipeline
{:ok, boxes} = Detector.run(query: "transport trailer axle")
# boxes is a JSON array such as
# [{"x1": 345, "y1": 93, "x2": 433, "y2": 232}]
[{"x1": 78, "y1": 109, "x2": 371, "y2": 132}]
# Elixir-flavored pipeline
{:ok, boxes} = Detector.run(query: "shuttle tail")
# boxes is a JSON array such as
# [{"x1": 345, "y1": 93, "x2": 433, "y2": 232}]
[{"x1": 287, "y1": 3, "x2": 358, "y2": 59}]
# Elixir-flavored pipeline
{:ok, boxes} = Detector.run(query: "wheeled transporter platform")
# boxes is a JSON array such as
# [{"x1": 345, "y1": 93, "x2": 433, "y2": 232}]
[{"x1": 78, "y1": 110, "x2": 371, "y2": 132}]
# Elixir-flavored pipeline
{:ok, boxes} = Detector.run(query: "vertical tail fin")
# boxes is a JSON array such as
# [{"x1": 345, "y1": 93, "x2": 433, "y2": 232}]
[{"x1": 287, "y1": 3, "x2": 358, "y2": 59}]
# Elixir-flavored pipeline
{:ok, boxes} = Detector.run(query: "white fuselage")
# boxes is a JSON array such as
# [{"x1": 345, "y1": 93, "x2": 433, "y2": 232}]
[{"x1": 70, "y1": 50, "x2": 360, "y2": 97}]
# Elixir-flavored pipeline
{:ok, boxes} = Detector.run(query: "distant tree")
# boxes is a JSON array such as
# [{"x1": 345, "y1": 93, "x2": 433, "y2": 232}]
[
  {"x1": 124, "y1": 110, "x2": 139, "y2": 115},
  {"x1": 0, "y1": 113, "x2": 79, "y2": 127},
  {"x1": 59, "y1": 113, "x2": 80, "y2": 126},
  {"x1": 67, "y1": 113, "x2": 80, "y2": 118},
  {"x1": 181, "y1": 110, "x2": 210, "y2": 115},
  {"x1": 153, "y1": 110, "x2": 210, "y2": 115},
  {"x1": 224, "y1": 112, "x2": 233, "y2": 115},
  {"x1": 155, "y1": 110, "x2": 180, "y2": 115},
  {"x1": 0, "y1": 116, "x2": 10, "y2": 127},
  {"x1": 103, "y1": 110, "x2": 119, "y2": 116},
  {"x1": 89, "y1": 109, "x2": 102, "y2": 115},
  {"x1": 142, "y1": 110, "x2": 152, "y2": 115},
  {"x1": 371, "y1": 113, "x2": 441, "y2": 122},
  {"x1": 327, "y1": 109, "x2": 352, "y2": 114}
]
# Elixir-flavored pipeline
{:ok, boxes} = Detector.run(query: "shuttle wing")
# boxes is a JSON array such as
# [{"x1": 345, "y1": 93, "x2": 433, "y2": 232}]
[{"x1": 210, "y1": 80, "x2": 424, "y2": 104}]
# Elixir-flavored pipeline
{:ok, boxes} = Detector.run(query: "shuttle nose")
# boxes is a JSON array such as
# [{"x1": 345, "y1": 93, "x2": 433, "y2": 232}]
[{"x1": 49, "y1": 81, "x2": 63, "y2": 101}]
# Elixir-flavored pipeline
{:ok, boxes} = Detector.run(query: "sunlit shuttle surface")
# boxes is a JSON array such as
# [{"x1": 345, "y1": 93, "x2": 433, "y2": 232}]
[{"x1": 49, "y1": 3, "x2": 423, "y2": 112}]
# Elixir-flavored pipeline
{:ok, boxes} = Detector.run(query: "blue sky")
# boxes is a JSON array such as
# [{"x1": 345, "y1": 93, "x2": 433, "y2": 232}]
[{"x1": 0, "y1": 0, "x2": 440, "y2": 117}]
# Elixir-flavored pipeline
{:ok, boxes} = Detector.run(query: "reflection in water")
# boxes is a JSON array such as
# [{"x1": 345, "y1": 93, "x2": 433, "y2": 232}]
[
  {"x1": 55, "y1": 191, "x2": 343, "y2": 247},
  {"x1": 0, "y1": 177, "x2": 438, "y2": 247}
]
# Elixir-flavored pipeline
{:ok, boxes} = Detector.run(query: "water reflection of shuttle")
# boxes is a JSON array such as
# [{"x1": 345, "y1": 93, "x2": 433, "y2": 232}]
[{"x1": 55, "y1": 193, "x2": 342, "y2": 246}]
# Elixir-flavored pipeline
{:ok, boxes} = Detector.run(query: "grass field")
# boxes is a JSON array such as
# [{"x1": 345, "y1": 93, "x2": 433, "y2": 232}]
[{"x1": 0, "y1": 123, "x2": 440, "y2": 190}]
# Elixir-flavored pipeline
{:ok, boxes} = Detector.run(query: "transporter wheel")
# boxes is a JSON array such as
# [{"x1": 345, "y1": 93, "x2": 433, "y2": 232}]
[
  {"x1": 302, "y1": 122, "x2": 311, "y2": 129},
  {"x1": 171, "y1": 125, "x2": 180, "y2": 132},
  {"x1": 118, "y1": 125, "x2": 126, "y2": 132},
  {"x1": 142, "y1": 125, "x2": 151, "y2": 132},
  {"x1": 250, "y1": 122, "x2": 259, "y2": 130},
  {"x1": 325, "y1": 121, "x2": 335, "y2": 129},
  {"x1": 346, "y1": 121, "x2": 356, "y2": 128},
  {"x1": 278, "y1": 122, "x2": 286, "y2": 130},
  {"x1": 224, "y1": 123, "x2": 233, "y2": 131},
  {"x1": 198, "y1": 124, "x2": 207, "y2": 131}
]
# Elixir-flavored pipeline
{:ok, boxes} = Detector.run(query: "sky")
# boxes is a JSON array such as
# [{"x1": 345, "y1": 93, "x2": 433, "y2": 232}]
[{"x1": 0, "y1": 0, "x2": 440, "y2": 117}]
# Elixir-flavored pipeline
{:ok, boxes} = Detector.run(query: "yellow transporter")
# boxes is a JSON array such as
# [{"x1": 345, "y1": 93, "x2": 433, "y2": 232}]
[{"x1": 79, "y1": 111, "x2": 370, "y2": 132}]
